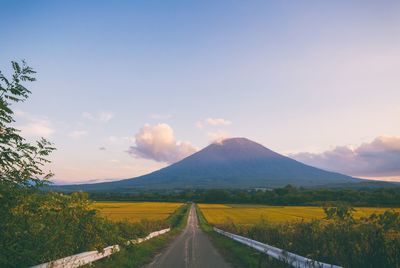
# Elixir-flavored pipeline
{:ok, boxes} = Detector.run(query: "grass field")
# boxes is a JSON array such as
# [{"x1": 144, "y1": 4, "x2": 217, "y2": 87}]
[
  {"x1": 199, "y1": 204, "x2": 400, "y2": 225},
  {"x1": 93, "y1": 202, "x2": 183, "y2": 223}
]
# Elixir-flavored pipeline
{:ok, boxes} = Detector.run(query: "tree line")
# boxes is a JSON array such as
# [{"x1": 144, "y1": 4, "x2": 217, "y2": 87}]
[{"x1": 89, "y1": 185, "x2": 400, "y2": 207}]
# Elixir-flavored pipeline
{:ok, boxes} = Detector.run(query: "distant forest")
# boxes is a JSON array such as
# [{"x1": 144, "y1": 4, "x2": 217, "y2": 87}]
[{"x1": 89, "y1": 185, "x2": 400, "y2": 207}]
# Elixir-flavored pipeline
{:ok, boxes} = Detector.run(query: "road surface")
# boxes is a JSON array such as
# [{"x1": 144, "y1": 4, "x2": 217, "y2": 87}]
[{"x1": 145, "y1": 204, "x2": 231, "y2": 268}]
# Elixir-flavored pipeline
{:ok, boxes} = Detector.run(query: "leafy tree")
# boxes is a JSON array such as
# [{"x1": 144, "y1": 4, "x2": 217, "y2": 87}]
[
  {"x1": 0, "y1": 60, "x2": 55, "y2": 188},
  {"x1": 0, "y1": 61, "x2": 176, "y2": 267}
]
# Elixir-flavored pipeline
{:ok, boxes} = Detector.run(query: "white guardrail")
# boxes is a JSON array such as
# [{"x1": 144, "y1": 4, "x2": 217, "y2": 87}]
[
  {"x1": 214, "y1": 227, "x2": 342, "y2": 268},
  {"x1": 30, "y1": 228, "x2": 170, "y2": 268}
]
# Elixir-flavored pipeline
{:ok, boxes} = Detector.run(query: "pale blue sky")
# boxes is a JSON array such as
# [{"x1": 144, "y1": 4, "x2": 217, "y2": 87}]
[{"x1": 2, "y1": 1, "x2": 400, "y2": 183}]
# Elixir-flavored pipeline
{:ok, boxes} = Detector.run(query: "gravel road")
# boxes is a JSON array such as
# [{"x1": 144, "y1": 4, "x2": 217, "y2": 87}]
[{"x1": 145, "y1": 204, "x2": 231, "y2": 268}]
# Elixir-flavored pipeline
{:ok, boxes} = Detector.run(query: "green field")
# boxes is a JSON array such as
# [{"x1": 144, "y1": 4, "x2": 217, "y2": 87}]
[
  {"x1": 199, "y1": 204, "x2": 400, "y2": 224},
  {"x1": 93, "y1": 202, "x2": 183, "y2": 223}
]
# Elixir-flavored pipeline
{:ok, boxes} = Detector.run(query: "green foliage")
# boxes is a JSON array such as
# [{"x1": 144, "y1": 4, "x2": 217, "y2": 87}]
[
  {"x1": 167, "y1": 202, "x2": 191, "y2": 228},
  {"x1": 323, "y1": 205, "x2": 355, "y2": 222},
  {"x1": 0, "y1": 61, "x2": 55, "y2": 188},
  {"x1": 0, "y1": 190, "x2": 176, "y2": 267},
  {"x1": 217, "y1": 207, "x2": 400, "y2": 268},
  {"x1": 114, "y1": 219, "x2": 166, "y2": 240},
  {"x1": 0, "y1": 191, "x2": 119, "y2": 267},
  {"x1": 0, "y1": 61, "x2": 172, "y2": 267},
  {"x1": 89, "y1": 186, "x2": 400, "y2": 207},
  {"x1": 94, "y1": 235, "x2": 171, "y2": 268}
]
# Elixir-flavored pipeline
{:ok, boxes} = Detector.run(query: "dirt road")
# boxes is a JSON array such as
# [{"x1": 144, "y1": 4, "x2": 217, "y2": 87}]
[{"x1": 145, "y1": 204, "x2": 231, "y2": 268}]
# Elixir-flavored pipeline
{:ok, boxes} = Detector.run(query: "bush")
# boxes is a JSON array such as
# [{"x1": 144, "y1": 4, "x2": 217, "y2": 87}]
[
  {"x1": 218, "y1": 208, "x2": 400, "y2": 268},
  {"x1": 115, "y1": 219, "x2": 168, "y2": 240},
  {"x1": 0, "y1": 190, "x2": 124, "y2": 267}
]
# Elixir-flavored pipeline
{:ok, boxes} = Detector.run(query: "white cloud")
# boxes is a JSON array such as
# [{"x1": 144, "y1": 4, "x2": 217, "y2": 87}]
[
  {"x1": 291, "y1": 136, "x2": 400, "y2": 178},
  {"x1": 19, "y1": 119, "x2": 54, "y2": 138},
  {"x1": 68, "y1": 130, "x2": 88, "y2": 139},
  {"x1": 82, "y1": 111, "x2": 114, "y2": 122},
  {"x1": 206, "y1": 118, "x2": 232, "y2": 126},
  {"x1": 128, "y1": 123, "x2": 197, "y2": 164},
  {"x1": 15, "y1": 110, "x2": 55, "y2": 138},
  {"x1": 196, "y1": 118, "x2": 232, "y2": 128},
  {"x1": 207, "y1": 130, "x2": 230, "y2": 143}
]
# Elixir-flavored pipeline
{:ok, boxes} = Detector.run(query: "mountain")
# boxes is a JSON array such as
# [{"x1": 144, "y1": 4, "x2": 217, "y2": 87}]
[{"x1": 55, "y1": 138, "x2": 362, "y2": 192}]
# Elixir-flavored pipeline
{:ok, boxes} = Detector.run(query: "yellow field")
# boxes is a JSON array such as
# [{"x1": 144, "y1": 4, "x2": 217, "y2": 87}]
[
  {"x1": 93, "y1": 202, "x2": 183, "y2": 223},
  {"x1": 199, "y1": 204, "x2": 400, "y2": 225}
]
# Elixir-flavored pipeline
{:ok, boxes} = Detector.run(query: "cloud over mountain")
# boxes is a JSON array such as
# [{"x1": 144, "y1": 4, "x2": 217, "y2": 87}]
[
  {"x1": 291, "y1": 136, "x2": 400, "y2": 178},
  {"x1": 128, "y1": 123, "x2": 197, "y2": 164},
  {"x1": 207, "y1": 130, "x2": 230, "y2": 142}
]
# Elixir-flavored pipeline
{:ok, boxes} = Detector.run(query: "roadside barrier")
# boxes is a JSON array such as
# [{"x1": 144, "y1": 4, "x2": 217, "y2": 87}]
[
  {"x1": 128, "y1": 228, "x2": 171, "y2": 245},
  {"x1": 30, "y1": 228, "x2": 171, "y2": 268},
  {"x1": 214, "y1": 227, "x2": 342, "y2": 268}
]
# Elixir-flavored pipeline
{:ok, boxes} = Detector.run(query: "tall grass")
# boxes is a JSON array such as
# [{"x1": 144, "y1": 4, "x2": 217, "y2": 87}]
[{"x1": 217, "y1": 208, "x2": 400, "y2": 267}]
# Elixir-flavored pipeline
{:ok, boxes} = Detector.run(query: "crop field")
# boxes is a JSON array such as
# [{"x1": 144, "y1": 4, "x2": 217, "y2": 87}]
[
  {"x1": 199, "y1": 204, "x2": 400, "y2": 225},
  {"x1": 93, "y1": 202, "x2": 183, "y2": 223}
]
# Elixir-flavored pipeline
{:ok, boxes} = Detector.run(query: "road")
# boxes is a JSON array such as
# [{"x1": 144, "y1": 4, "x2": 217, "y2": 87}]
[{"x1": 145, "y1": 204, "x2": 231, "y2": 268}]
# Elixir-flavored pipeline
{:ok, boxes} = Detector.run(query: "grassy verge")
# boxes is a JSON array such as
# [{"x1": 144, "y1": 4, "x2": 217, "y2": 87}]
[
  {"x1": 196, "y1": 205, "x2": 286, "y2": 268},
  {"x1": 93, "y1": 203, "x2": 190, "y2": 268}
]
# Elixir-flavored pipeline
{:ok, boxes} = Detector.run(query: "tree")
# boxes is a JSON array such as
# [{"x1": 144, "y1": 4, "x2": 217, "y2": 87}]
[
  {"x1": 0, "y1": 60, "x2": 55, "y2": 188},
  {"x1": 323, "y1": 205, "x2": 355, "y2": 222}
]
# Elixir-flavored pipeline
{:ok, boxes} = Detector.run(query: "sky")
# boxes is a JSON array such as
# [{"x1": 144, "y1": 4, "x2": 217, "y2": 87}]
[{"x1": 1, "y1": 1, "x2": 400, "y2": 183}]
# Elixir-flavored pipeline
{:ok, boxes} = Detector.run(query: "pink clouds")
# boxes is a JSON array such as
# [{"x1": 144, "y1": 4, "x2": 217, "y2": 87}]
[
  {"x1": 291, "y1": 136, "x2": 400, "y2": 178},
  {"x1": 128, "y1": 123, "x2": 197, "y2": 164}
]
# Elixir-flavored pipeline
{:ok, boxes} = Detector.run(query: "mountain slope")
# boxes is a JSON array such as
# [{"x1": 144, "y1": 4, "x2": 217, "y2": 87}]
[{"x1": 57, "y1": 138, "x2": 360, "y2": 192}]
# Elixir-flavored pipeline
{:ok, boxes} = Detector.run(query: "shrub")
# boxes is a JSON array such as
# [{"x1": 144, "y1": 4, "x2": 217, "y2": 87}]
[
  {"x1": 0, "y1": 191, "x2": 122, "y2": 267},
  {"x1": 218, "y1": 207, "x2": 400, "y2": 267}
]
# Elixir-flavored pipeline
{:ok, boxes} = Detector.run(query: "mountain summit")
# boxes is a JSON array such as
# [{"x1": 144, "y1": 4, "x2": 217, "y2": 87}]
[{"x1": 60, "y1": 137, "x2": 359, "y2": 191}]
